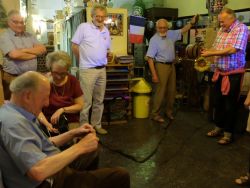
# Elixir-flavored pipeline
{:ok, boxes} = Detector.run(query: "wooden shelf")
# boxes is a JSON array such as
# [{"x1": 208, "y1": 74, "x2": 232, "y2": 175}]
[{"x1": 102, "y1": 63, "x2": 134, "y2": 125}]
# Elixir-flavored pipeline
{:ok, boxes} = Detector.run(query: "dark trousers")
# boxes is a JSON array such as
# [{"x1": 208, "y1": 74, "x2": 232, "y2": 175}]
[
  {"x1": 213, "y1": 74, "x2": 242, "y2": 133},
  {"x1": 37, "y1": 150, "x2": 130, "y2": 188}
]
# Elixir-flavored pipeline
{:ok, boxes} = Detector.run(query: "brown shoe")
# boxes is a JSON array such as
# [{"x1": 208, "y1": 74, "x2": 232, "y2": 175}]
[{"x1": 152, "y1": 115, "x2": 165, "y2": 123}]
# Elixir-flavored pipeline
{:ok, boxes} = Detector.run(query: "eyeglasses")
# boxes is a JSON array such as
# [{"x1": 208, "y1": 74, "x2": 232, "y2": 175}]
[
  {"x1": 11, "y1": 19, "x2": 25, "y2": 25},
  {"x1": 51, "y1": 71, "x2": 68, "y2": 77},
  {"x1": 94, "y1": 15, "x2": 106, "y2": 19}
]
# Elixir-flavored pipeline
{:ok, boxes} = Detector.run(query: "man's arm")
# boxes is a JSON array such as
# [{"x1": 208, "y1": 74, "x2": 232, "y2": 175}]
[
  {"x1": 21, "y1": 44, "x2": 46, "y2": 56},
  {"x1": 49, "y1": 123, "x2": 95, "y2": 147},
  {"x1": 201, "y1": 46, "x2": 237, "y2": 57},
  {"x1": 27, "y1": 133, "x2": 99, "y2": 181},
  {"x1": 72, "y1": 43, "x2": 79, "y2": 63},
  {"x1": 8, "y1": 44, "x2": 46, "y2": 61},
  {"x1": 8, "y1": 50, "x2": 37, "y2": 60},
  {"x1": 147, "y1": 57, "x2": 159, "y2": 83},
  {"x1": 181, "y1": 15, "x2": 198, "y2": 34}
]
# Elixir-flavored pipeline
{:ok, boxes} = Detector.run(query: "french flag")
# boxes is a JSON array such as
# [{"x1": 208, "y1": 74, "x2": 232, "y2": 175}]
[{"x1": 129, "y1": 16, "x2": 146, "y2": 44}]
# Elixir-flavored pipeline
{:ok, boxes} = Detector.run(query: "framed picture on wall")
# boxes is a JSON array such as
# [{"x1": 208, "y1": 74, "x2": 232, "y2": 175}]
[{"x1": 104, "y1": 13, "x2": 123, "y2": 36}]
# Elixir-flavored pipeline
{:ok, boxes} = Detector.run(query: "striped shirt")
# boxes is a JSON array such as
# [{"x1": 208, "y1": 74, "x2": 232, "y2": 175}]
[{"x1": 213, "y1": 20, "x2": 248, "y2": 71}]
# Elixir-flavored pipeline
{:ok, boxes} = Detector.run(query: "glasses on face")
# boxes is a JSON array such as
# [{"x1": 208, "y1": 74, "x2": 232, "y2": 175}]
[
  {"x1": 51, "y1": 71, "x2": 68, "y2": 78},
  {"x1": 94, "y1": 15, "x2": 106, "y2": 20},
  {"x1": 11, "y1": 19, "x2": 25, "y2": 25}
]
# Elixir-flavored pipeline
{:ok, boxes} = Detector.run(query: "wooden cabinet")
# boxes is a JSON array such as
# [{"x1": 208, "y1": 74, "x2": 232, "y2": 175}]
[
  {"x1": 102, "y1": 63, "x2": 134, "y2": 125},
  {"x1": 145, "y1": 7, "x2": 178, "y2": 21}
]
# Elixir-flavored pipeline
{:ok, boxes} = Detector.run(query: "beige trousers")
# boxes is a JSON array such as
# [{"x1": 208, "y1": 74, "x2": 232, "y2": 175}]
[{"x1": 151, "y1": 63, "x2": 176, "y2": 117}]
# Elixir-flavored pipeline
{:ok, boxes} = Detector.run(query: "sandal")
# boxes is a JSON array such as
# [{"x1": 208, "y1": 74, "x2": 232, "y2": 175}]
[
  {"x1": 152, "y1": 115, "x2": 165, "y2": 123},
  {"x1": 207, "y1": 129, "x2": 222, "y2": 137},
  {"x1": 235, "y1": 174, "x2": 250, "y2": 186},
  {"x1": 218, "y1": 136, "x2": 232, "y2": 145}
]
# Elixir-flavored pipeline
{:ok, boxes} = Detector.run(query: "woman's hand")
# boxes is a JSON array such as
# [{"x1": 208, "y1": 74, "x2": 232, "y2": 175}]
[{"x1": 50, "y1": 108, "x2": 64, "y2": 125}]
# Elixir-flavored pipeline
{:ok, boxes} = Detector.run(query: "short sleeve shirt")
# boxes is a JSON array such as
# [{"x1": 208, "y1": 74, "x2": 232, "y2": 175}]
[
  {"x1": 71, "y1": 22, "x2": 111, "y2": 69},
  {"x1": 213, "y1": 20, "x2": 248, "y2": 71},
  {"x1": 146, "y1": 30, "x2": 182, "y2": 62},
  {"x1": 0, "y1": 28, "x2": 39, "y2": 74},
  {"x1": 43, "y1": 74, "x2": 83, "y2": 123}
]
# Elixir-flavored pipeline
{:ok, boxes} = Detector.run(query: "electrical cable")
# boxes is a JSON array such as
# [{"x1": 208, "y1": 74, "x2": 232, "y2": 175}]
[{"x1": 99, "y1": 102, "x2": 182, "y2": 163}]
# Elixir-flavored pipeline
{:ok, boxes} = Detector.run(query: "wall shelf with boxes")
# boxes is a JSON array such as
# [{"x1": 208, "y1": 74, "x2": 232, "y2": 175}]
[{"x1": 102, "y1": 63, "x2": 134, "y2": 125}]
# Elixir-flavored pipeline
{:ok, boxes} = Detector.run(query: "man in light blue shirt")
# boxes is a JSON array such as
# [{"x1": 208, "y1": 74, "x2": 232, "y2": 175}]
[
  {"x1": 72, "y1": 4, "x2": 111, "y2": 135},
  {"x1": 146, "y1": 16, "x2": 197, "y2": 123},
  {"x1": 0, "y1": 71, "x2": 130, "y2": 188}
]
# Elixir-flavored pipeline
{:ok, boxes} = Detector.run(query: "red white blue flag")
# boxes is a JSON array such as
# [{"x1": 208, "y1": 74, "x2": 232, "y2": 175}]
[{"x1": 129, "y1": 15, "x2": 146, "y2": 44}]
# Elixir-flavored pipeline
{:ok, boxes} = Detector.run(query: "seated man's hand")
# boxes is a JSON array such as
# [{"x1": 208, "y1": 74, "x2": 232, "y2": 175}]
[
  {"x1": 73, "y1": 123, "x2": 96, "y2": 137},
  {"x1": 77, "y1": 133, "x2": 99, "y2": 154}
]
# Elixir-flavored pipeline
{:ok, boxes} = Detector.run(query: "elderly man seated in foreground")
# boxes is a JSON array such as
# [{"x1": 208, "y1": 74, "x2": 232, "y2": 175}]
[{"x1": 0, "y1": 71, "x2": 130, "y2": 188}]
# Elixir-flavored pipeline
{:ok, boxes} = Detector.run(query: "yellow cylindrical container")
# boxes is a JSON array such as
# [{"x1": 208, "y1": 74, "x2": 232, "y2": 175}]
[
  {"x1": 133, "y1": 94, "x2": 150, "y2": 118},
  {"x1": 131, "y1": 78, "x2": 152, "y2": 119}
]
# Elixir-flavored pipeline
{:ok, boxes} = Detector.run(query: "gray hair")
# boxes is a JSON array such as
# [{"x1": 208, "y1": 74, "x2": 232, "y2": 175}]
[
  {"x1": 46, "y1": 51, "x2": 72, "y2": 71},
  {"x1": 10, "y1": 71, "x2": 43, "y2": 94},
  {"x1": 7, "y1": 10, "x2": 21, "y2": 21},
  {"x1": 220, "y1": 7, "x2": 236, "y2": 18},
  {"x1": 156, "y1": 19, "x2": 169, "y2": 28},
  {"x1": 91, "y1": 3, "x2": 107, "y2": 17}
]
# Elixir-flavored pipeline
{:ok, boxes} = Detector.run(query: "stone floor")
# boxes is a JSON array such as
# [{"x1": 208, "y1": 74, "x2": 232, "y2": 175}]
[{"x1": 98, "y1": 107, "x2": 250, "y2": 188}]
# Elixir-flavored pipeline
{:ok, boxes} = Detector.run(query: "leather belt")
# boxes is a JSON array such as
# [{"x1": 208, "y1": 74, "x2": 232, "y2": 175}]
[
  {"x1": 156, "y1": 61, "x2": 172, "y2": 65},
  {"x1": 91, "y1": 65, "x2": 105, "y2": 69}
]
